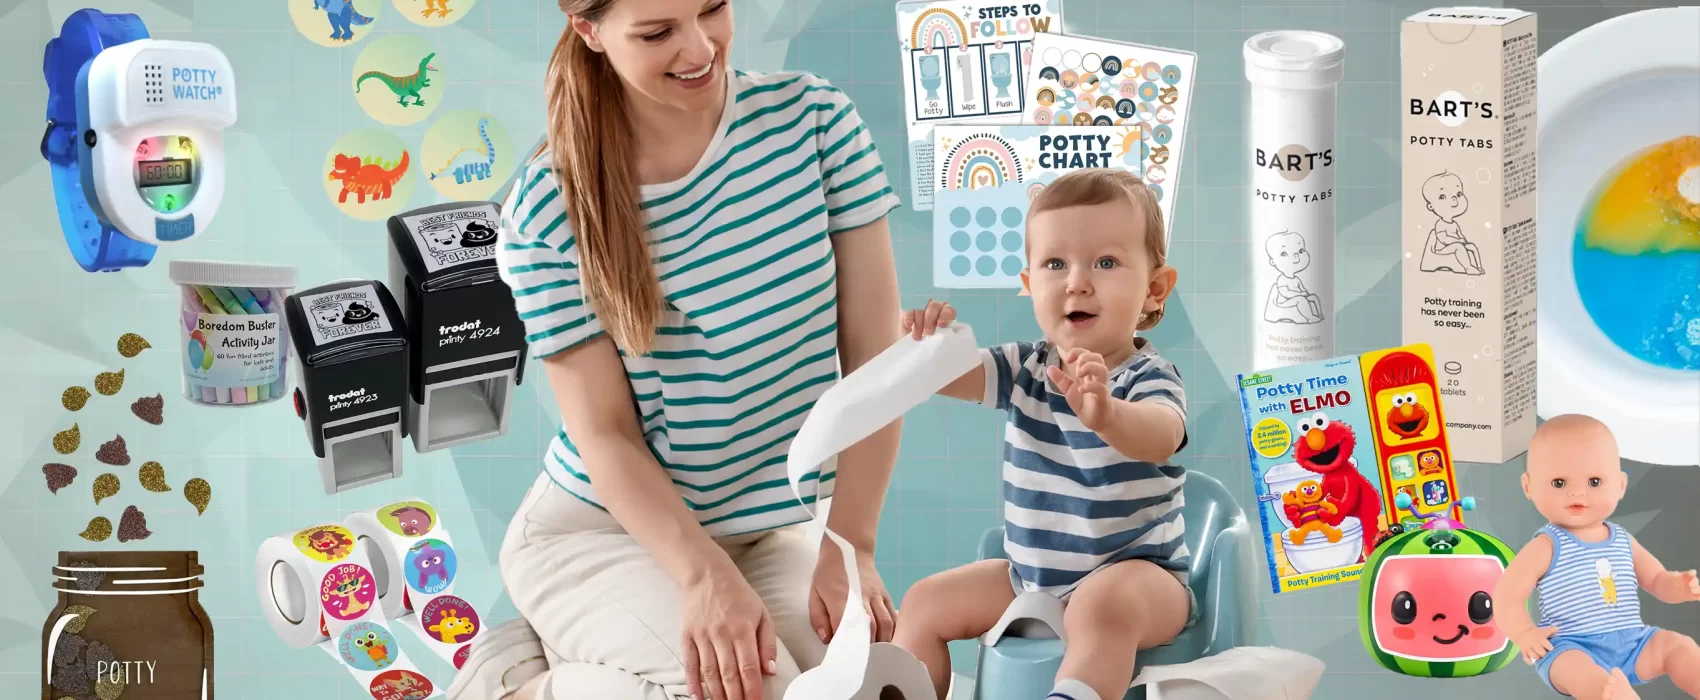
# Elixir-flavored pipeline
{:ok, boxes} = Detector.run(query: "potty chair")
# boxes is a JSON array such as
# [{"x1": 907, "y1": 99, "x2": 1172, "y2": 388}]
[{"x1": 971, "y1": 471, "x2": 1253, "y2": 700}]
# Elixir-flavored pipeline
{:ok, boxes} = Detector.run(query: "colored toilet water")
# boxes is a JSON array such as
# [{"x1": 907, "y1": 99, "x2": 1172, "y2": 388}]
[{"x1": 1573, "y1": 135, "x2": 1700, "y2": 370}]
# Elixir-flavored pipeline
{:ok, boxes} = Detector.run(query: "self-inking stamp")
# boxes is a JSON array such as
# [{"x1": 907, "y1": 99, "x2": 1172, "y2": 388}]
[
  {"x1": 386, "y1": 202, "x2": 528, "y2": 452},
  {"x1": 285, "y1": 280, "x2": 410, "y2": 493}
]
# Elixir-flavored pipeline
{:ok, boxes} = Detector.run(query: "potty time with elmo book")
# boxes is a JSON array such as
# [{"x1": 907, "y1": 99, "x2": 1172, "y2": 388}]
[{"x1": 1237, "y1": 344, "x2": 1465, "y2": 593}]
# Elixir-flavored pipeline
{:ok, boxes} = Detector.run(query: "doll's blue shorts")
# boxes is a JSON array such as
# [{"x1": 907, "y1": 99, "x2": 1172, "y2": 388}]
[{"x1": 1535, "y1": 625, "x2": 1660, "y2": 693}]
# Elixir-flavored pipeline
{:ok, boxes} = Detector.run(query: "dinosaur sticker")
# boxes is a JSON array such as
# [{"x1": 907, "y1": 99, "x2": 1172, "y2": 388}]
[
  {"x1": 291, "y1": 0, "x2": 379, "y2": 47},
  {"x1": 394, "y1": 0, "x2": 474, "y2": 27},
  {"x1": 400, "y1": 203, "x2": 501, "y2": 273},
  {"x1": 296, "y1": 285, "x2": 395, "y2": 346},
  {"x1": 353, "y1": 34, "x2": 443, "y2": 125},
  {"x1": 422, "y1": 111, "x2": 513, "y2": 200},
  {"x1": 323, "y1": 128, "x2": 415, "y2": 220}
]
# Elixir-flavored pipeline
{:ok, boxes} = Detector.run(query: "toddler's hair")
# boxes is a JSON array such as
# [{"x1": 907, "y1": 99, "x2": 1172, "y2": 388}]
[{"x1": 1028, "y1": 169, "x2": 1170, "y2": 329}]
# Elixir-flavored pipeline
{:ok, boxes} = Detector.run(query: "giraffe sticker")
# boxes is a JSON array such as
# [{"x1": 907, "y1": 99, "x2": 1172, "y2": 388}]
[{"x1": 1595, "y1": 558, "x2": 1617, "y2": 606}]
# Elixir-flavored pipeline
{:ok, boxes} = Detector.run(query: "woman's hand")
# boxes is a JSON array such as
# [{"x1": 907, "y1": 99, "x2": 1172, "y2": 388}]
[
  {"x1": 682, "y1": 567, "x2": 777, "y2": 700},
  {"x1": 900, "y1": 299, "x2": 955, "y2": 340},
  {"x1": 809, "y1": 537, "x2": 897, "y2": 644}
]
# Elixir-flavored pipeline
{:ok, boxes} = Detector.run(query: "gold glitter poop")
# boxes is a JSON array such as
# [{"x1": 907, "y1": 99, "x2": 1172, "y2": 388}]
[{"x1": 117, "y1": 332, "x2": 151, "y2": 358}]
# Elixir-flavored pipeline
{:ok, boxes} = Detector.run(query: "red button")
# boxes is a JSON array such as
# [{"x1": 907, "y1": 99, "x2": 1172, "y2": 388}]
[{"x1": 293, "y1": 388, "x2": 305, "y2": 419}]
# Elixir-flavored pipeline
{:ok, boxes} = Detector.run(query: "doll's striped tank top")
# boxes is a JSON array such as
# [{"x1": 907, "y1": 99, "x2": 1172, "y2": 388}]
[{"x1": 1534, "y1": 522, "x2": 1643, "y2": 636}]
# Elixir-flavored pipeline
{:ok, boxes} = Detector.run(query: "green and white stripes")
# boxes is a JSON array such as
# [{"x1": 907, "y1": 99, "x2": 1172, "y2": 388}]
[{"x1": 496, "y1": 71, "x2": 900, "y2": 536}]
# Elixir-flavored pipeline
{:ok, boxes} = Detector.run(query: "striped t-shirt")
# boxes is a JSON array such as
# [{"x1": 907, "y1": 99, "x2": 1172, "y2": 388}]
[
  {"x1": 1535, "y1": 522, "x2": 1644, "y2": 636},
  {"x1": 983, "y1": 337, "x2": 1191, "y2": 598},
  {"x1": 497, "y1": 70, "x2": 901, "y2": 537}
]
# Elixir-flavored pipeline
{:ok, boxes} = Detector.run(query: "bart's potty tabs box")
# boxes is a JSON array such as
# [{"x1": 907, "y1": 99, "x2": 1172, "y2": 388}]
[{"x1": 1359, "y1": 524, "x2": 1519, "y2": 677}]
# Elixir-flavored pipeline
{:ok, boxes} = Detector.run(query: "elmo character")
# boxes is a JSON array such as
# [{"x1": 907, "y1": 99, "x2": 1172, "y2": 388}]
[
  {"x1": 1291, "y1": 412, "x2": 1382, "y2": 560},
  {"x1": 1386, "y1": 392, "x2": 1429, "y2": 438}
]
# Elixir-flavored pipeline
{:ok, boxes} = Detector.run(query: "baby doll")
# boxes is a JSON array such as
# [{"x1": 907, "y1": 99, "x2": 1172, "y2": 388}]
[
  {"x1": 1494, "y1": 414, "x2": 1700, "y2": 700},
  {"x1": 894, "y1": 169, "x2": 1191, "y2": 700}
]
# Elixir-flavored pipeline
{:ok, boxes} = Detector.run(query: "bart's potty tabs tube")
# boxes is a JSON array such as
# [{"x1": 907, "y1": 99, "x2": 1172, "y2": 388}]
[
  {"x1": 1245, "y1": 31, "x2": 1345, "y2": 369},
  {"x1": 284, "y1": 280, "x2": 410, "y2": 494},
  {"x1": 784, "y1": 323, "x2": 979, "y2": 699},
  {"x1": 168, "y1": 260, "x2": 297, "y2": 405},
  {"x1": 256, "y1": 523, "x2": 446, "y2": 697}
]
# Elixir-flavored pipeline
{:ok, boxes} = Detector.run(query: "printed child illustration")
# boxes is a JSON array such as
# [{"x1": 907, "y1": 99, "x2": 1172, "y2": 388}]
[
  {"x1": 1419, "y1": 172, "x2": 1486, "y2": 275},
  {"x1": 1263, "y1": 230, "x2": 1324, "y2": 324}
]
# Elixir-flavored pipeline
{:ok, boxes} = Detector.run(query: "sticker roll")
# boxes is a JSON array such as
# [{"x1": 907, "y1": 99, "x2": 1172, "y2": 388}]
[
  {"x1": 344, "y1": 500, "x2": 482, "y2": 670},
  {"x1": 255, "y1": 523, "x2": 446, "y2": 698}
]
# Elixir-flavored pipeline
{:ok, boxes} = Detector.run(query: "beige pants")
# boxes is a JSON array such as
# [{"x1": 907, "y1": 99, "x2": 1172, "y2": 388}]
[{"x1": 500, "y1": 474, "x2": 827, "y2": 699}]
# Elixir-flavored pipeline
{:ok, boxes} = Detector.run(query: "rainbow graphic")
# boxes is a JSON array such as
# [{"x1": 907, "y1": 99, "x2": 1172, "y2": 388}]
[
  {"x1": 943, "y1": 133, "x2": 1024, "y2": 190},
  {"x1": 910, "y1": 8, "x2": 968, "y2": 53}
]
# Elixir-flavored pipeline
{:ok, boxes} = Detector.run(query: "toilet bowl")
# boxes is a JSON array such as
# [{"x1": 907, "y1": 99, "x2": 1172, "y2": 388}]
[
  {"x1": 1536, "y1": 6, "x2": 1700, "y2": 466},
  {"x1": 1284, "y1": 517, "x2": 1364, "y2": 574}
]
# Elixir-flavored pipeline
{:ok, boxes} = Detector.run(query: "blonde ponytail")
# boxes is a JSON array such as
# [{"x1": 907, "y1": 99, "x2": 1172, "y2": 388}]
[{"x1": 542, "y1": 2, "x2": 662, "y2": 356}]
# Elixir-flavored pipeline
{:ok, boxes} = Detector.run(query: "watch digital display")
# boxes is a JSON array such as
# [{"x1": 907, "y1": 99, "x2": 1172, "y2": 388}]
[{"x1": 138, "y1": 157, "x2": 192, "y2": 187}]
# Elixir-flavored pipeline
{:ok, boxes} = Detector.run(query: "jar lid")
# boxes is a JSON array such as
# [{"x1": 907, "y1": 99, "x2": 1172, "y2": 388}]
[
  {"x1": 1243, "y1": 30, "x2": 1346, "y2": 73},
  {"x1": 169, "y1": 259, "x2": 299, "y2": 290}
]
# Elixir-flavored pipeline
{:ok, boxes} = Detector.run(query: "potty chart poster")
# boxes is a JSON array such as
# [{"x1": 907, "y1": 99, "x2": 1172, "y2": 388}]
[
  {"x1": 1022, "y1": 32, "x2": 1197, "y2": 227},
  {"x1": 932, "y1": 125, "x2": 1143, "y2": 288},
  {"x1": 1235, "y1": 344, "x2": 1465, "y2": 593},
  {"x1": 897, "y1": 0, "x2": 1063, "y2": 210}
]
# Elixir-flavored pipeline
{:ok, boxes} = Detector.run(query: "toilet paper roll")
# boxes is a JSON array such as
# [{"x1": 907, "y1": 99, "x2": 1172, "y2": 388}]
[
  {"x1": 256, "y1": 523, "x2": 447, "y2": 698},
  {"x1": 345, "y1": 500, "x2": 483, "y2": 670},
  {"x1": 785, "y1": 323, "x2": 982, "y2": 700}
]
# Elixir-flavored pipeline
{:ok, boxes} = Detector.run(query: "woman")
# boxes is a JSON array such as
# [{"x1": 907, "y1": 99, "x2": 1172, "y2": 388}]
[{"x1": 450, "y1": 1, "x2": 905, "y2": 699}]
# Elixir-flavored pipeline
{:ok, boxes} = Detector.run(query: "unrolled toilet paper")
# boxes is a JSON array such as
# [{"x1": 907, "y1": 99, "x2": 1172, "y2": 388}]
[
  {"x1": 786, "y1": 323, "x2": 982, "y2": 700},
  {"x1": 1133, "y1": 647, "x2": 1325, "y2": 700},
  {"x1": 257, "y1": 500, "x2": 485, "y2": 698}
]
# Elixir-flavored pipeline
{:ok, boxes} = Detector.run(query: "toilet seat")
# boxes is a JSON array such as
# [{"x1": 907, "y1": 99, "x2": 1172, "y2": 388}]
[{"x1": 1537, "y1": 7, "x2": 1700, "y2": 466}]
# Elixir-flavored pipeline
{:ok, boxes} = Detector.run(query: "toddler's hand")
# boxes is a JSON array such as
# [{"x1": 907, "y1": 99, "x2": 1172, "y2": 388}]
[
  {"x1": 1672, "y1": 570, "x2": 1700, "y2": 601},
  {"x1": 900, "y1": 299, "x2": 955, "y2": 341},
  {"x1": 1048, "y1": 348, "x2": 1111, "y2": 430},
  {"x1": 1513, "y1": 625, "x2": 1558, "y2": 665}
]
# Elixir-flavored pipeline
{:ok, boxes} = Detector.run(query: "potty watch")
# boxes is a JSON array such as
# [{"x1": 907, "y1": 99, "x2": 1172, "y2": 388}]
[{"x1": 42, "y1": 9, "x2": 236, "y2": 272}]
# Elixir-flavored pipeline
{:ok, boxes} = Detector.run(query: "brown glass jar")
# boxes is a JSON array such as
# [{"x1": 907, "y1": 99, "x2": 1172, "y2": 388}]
[{"x1": 42, "y1": 551, "x2": 214, "y2": 700}]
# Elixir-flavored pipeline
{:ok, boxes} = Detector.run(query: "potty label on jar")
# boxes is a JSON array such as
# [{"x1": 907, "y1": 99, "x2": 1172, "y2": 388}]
[
  {"x1": 186, "y1": 312, "x2": 282, "y2": 388},
  {"x1": 298, "y1": 285, "x2": 394, "y2": 346}
]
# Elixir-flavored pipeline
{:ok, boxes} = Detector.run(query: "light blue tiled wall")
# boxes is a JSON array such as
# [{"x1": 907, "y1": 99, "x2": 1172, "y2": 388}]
[{"x1": 1, "y1": 0, "x2": 1692, "y2": 698}]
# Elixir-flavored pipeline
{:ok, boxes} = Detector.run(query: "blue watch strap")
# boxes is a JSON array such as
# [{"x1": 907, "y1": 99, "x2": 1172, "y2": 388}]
[{"x1": 42, "y1": 9, "x2": 155, "y2": 272}]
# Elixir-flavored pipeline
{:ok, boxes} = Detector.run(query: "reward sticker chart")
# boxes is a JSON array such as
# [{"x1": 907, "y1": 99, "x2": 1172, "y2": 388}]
[
  {"x1": 896, "y1": 0, "x2": 1063, "y2": 210},
  {"x1": 932, "y1": 125, "x2": 1146, "y2": 288}
]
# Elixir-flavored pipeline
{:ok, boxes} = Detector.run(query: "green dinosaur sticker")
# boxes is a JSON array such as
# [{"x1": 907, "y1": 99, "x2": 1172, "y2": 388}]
[{"x1": 353, "y1": 33, "x2": 444, "y2": 126}]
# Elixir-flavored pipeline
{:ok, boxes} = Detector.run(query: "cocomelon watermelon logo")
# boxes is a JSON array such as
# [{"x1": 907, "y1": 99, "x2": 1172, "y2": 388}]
[
  {"x1": 320, "y1": 563, "x2": 377, "y2": 622},
  {"x1": 368, "y1": 669, "x2": 434, "y2": 700},
  {"x1": 338, "y1": 621, "x2": 399, "y2": 672}
]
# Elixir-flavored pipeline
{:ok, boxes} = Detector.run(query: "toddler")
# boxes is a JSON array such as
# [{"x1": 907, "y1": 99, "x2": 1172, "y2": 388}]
[
  {"x1": 1493, "y1": 414, "x2": 1700, "y2": 700},
  {"x1": 893, "y1": 169, "x2": 1193, "y2": 700}
]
